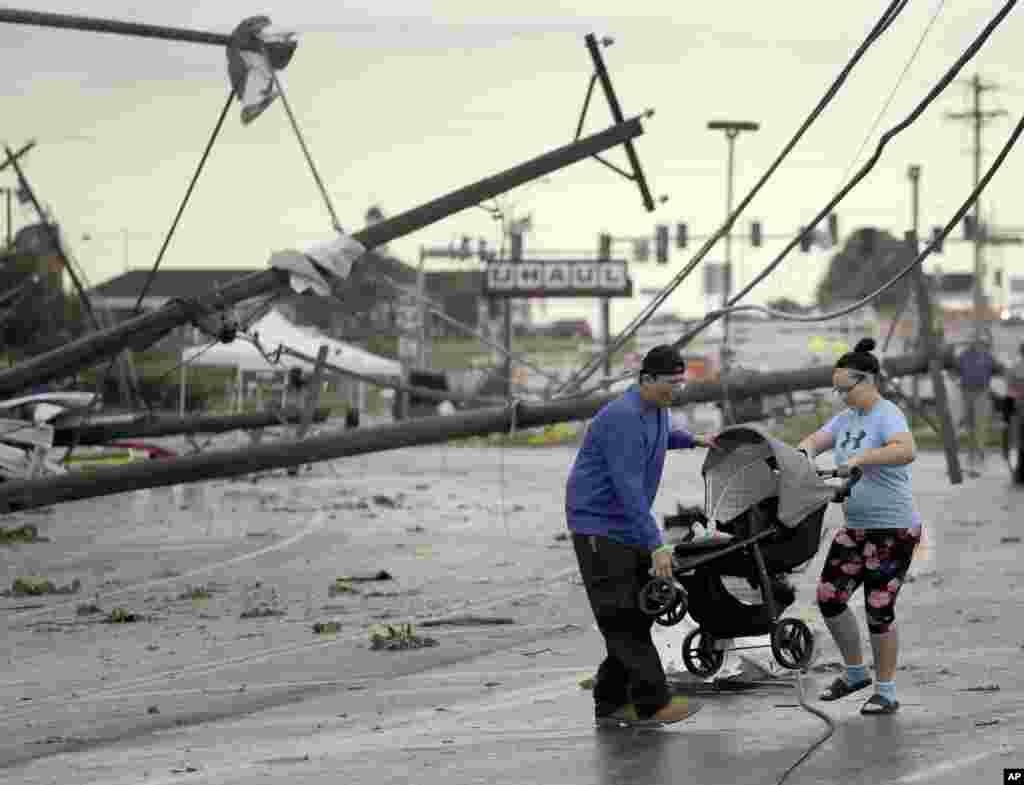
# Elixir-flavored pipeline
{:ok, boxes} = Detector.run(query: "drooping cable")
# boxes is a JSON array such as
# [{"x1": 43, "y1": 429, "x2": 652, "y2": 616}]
[
  {"x1": 674, "y1": 0, "x2": 1017, "y2": 350},
  {"x1": 552, "y1": 0, "x2": 911, "y2": 396}
]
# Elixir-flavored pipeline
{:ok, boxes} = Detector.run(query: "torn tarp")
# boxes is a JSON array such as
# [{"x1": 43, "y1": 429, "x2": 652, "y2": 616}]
[
  {"x1": 269, "y1": 233, "x2": 367, "y2": 295},
  {"x1": 226, "y1": 16, "x2": 297, "y2": 125}
]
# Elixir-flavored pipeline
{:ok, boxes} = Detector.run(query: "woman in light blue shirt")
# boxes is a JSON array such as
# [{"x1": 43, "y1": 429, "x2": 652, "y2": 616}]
[{"x1": 797, "y1": 338, "x2": 920, "y2": 715}]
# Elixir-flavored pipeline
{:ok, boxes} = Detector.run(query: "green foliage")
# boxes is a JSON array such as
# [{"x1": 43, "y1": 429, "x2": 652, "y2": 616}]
[{"x1": 816, "y1": 228, "x2": 914, "y2": 310}]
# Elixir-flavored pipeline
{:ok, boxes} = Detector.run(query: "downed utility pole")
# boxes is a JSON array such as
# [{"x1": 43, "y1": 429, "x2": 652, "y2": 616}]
[
  {"x1": 0, "y1": 116, "x2": 647, "y2": 401},
  {"x1": 0, "y1": 8, "x2": 290, "y2": 53},
  {"x1": 906, "y1": 229, "x2": 962, "y2": 483},
  {"x1": 0, "y1": 352, "x2": 937, "y2": 514},
  {"x1": 51, "y1": 407, "x2": 330, "y2": 448}
]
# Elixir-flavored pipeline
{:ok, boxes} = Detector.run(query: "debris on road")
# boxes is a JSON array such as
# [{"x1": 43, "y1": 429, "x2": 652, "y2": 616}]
[
  {"x1": 962, "y1": 683, "x2": 1001, "y2": 692},
  {"x1": 329, "y1": 580, "x2": 359, "y2": 597},
  {"x1": 369, "y1": 623, "x2": 438, "y2": 651},
  {"x1": 0, "y1": 524, "x2": 49, "y2": 544},
  {"x1": 420, "y1": 615, "x2": 516, "y2": 628},
  {"x1": 105, "y1": 607, "x2": 143, "y2": 623},
  {"x1": 240, "y1": 606, "x2": 285, "y2": 619},
  {"x1": 337, "y1": 570, "x2": 393, "y2": 583},
  {"x1": 7, "y1": 576, "x2": 81, "y2": 596}
]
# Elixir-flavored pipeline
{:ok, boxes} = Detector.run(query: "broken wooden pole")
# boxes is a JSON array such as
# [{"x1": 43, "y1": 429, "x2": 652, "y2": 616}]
[
  {"x1": 0, "y1": 117, "x2": 646, "y2": 400},
  {"x1": 907, "y1": 230, "x2": 962, "y2": 484},
  {"x1": 0, "y1": 7, "x2": 274, "y2": 50},
  {"x1": 51, "y1": 406, "x2": 329, "y2": 448},
  {"x1": 0, "y1": 352, "x2": 936, "y2": 514}
]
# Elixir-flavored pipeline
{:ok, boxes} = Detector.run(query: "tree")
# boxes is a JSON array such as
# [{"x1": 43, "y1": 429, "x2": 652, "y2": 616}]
[
  {"x1": 815, "y1": 227, "x2": 912, "y2": 310},
  {"x1": 765, "y1": 297, "x2": 808, "y2": 314}
]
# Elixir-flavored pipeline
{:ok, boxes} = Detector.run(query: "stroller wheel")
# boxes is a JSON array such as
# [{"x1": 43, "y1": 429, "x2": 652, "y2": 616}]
[
  {"x1": 682, "y1": 628, "x2": 725, "y2": 677},
  {"x1": 638, "y1": 577, "x2": 679, "y2": 616},
  {"x1": 655, "y1": 589, "x2": 689, "y2": 627},
  {"x1": 771, "y1": 618, "x2": 815, "y2": 670}
]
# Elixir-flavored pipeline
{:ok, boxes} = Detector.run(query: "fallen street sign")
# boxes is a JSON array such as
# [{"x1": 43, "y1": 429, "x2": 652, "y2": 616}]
[{"x1": 483, "y1": 260, "x2": 632, "y2": 298}]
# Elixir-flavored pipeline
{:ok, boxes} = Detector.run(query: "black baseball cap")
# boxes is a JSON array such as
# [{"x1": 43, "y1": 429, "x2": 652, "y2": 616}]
[{"x1": 641, "y1": 345, "x2": 687, "y2": 376}]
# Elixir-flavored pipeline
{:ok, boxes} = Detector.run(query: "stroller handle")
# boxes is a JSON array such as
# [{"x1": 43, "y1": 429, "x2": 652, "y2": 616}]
[{"x1": 818, "y1": 465, "x2": 863, "y2": 502}]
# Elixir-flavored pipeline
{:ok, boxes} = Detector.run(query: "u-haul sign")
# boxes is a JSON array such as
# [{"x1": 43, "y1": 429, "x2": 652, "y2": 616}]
[{"x1": 483, "y1": 260, "x2": 632, "y2": 298}]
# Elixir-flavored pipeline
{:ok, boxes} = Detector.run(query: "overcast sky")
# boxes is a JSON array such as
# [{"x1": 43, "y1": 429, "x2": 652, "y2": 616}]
[{"x1": 2, "y1": 1, "x2": 1023, "y2": 330}]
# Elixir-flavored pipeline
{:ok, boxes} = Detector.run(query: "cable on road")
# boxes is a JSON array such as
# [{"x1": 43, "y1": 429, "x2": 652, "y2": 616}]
[{"x1": 776, "y1": 670, "x2": 836, "y2": 785}]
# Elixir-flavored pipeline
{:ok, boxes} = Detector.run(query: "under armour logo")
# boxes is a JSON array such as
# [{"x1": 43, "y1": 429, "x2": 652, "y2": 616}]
[{"x1": 840, "y1": 429, "x2": 867, "y2": 450}]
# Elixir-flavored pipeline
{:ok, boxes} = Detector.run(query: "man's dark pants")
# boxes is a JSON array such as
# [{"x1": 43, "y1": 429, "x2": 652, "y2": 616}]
[{"x1": 572, "y1": 533, "x2": 670, "y2": 718}]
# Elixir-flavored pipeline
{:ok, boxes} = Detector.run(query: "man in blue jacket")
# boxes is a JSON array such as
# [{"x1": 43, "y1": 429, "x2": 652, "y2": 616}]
[{"x1": 566, "y1": 344, "x2": 716, "y2": 724}]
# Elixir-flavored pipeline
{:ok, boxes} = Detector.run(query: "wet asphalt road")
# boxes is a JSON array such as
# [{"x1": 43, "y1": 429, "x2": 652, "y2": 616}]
[{"x1": 0, "y1": 443, "x2": 1020, "y2": 784}]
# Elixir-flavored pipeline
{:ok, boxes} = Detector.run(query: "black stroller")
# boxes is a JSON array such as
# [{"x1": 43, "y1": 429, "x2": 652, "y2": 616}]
[{"x1": 638, "y1": 425, "x2": 861, "y2": 677}]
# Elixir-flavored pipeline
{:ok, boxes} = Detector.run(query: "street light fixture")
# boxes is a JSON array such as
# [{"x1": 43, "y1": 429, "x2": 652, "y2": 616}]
[{"x1": 707, "y1": 120, "x2": 759, "y2": 378}]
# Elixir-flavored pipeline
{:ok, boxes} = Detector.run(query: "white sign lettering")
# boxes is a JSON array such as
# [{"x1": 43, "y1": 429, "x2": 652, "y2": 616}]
[{"x1": 484, "y1": 261, "x2": 631, "y2": 297}]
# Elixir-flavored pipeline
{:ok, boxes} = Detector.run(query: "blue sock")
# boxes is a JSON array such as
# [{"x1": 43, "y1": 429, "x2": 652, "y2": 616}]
[
  {"x1": 846, "y1": 664, "x2": 869, "y2": 686},
  {"x1": 876, "y1": 680, "x2": 897, "y2": 703}
]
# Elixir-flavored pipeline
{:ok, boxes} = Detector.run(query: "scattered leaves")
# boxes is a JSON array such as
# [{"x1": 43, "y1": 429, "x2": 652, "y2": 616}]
[
  {"x1": 0, "y1": 524, "x2": 48, "y2": 545},
  {"x1": 106, "y1": 607, "x2": 143, "y2": 624},
  {"x1": 368, "y1": 623, "x2": 438, "y2": 651},
  {"x1": 10, "y1": 576, "x2": 80, "y2": 596}
]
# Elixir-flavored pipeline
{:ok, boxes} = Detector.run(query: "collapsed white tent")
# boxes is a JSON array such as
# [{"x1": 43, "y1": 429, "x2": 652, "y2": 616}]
[{"x1": 180, "y1": 309, "x2": 401, "y2": 413}]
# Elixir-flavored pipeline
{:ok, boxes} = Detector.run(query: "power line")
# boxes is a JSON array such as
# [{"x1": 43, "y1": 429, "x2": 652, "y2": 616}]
[
  {"x1": 672, "y1": 0, "x2": 1017, "y2": 353},
  {"x1": 552, "y1": 0, "x2": 911, "y2": 397},
  {"x1": 945, "y1": 73, "x2": 1009, "y2": 338},
  {"x1": 681, "y1": 111, "x2": 1024, "y2": 331},
  {"x1": 835, "y1": 0, "x2": 947, "y2": 190}
]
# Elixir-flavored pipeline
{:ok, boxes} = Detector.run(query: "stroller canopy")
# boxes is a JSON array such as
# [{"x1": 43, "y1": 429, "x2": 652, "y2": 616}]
[{"x1": 701, "y1": 424, "x2": 836, "y2": 529}]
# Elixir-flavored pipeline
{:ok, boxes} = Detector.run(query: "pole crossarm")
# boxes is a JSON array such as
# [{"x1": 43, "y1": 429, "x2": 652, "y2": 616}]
[
  {"x1": 580, "y1": 34, "x2": 657, "y2": 212},
  {"x1": 0, "y1": 352, "x2": 942, "y2": 513},
  {"x1": 0, "y1": 140, "x2": 35, "y2": 174}
]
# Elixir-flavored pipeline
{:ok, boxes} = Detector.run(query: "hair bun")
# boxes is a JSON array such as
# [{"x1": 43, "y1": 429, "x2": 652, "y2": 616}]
[{"x1": 854, "y1": 338, "x2": 876, "y2": 354}]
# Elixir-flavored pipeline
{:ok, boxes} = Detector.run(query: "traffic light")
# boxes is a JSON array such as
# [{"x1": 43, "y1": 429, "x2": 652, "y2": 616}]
[
  {"x1": 828, "y1": 213, "x2": 839, "y2": 246},
  {"x1": 930, "y1": 226, "x2": 944, "y2": 254},
  {"x1": 798, "y1": 227, "x2": 811, "y2": 253},
  {"x1": 751, "y1": 221, "x2": 762, "y2": 248},
  {"x1": 964, "y1": 215, "x2": 977, "y2": 241},
  {"x1": 675, "y1": 222, "x2": 688, "y2": 249},
  {"x1": 598, "y1": 232, "x2": 612, "y2": 260},
  {"x1": 509, "y1": 230, "x2": 523, "y2": 261},
  {"x1": 655, "y1": 224, "x2": 669, "y2": 263},
  {"x1": 634, "y1": 238, "x2": 650, "y2": 262}
]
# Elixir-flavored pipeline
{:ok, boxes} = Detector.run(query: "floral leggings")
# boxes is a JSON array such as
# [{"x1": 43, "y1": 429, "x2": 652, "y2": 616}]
[{"x1": 816, "y1": 525, "x2": 921, "y2": 634}]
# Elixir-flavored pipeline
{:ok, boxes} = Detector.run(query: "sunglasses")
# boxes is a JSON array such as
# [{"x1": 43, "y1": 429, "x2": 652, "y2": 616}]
[
  {"x1": 651, "y1": 372, "x2": 687, "y2": 386},
  {"x1": 833, "y1": 373, "x2": 869, "y2": 395}
]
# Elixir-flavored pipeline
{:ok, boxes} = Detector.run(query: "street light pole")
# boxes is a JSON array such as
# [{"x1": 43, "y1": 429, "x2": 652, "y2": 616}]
[
  {"x1": 707, "y1": 120, "x2": 758, "y2": 380},
  {"x1": 2, "y1": 188, "x2": 11, "y2": 249},
  {"x1": 908, "y1": 164, "x2": 922, "y2": 416},
  {"x1": 416, "y1": 246, "x2": 427, "y2": 369}
]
